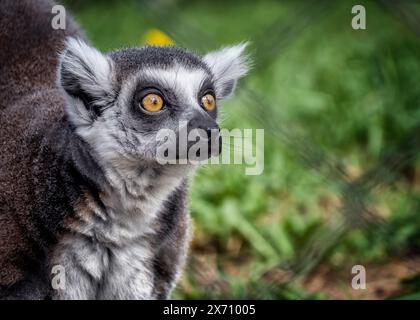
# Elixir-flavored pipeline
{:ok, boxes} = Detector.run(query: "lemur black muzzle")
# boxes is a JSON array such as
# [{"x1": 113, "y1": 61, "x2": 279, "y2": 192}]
[{"x1": 179, "y1": 114, "x2": 222, "y2": 160}]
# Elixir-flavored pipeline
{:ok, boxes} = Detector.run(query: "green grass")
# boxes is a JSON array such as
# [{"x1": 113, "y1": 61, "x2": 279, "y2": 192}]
[{"x1": 65, "y1": 0, "x2": 420, "y2": 299}]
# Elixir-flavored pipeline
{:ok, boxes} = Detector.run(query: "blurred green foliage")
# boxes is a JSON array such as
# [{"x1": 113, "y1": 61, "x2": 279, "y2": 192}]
[{"x1": 64, "y1": 0, "x2": 420, "y2": 299}]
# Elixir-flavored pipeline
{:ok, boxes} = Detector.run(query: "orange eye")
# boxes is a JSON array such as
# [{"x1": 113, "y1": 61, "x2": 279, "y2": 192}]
[
  {"x1": 141, "y1": 93, "x2": 164, "y2": 112},
  {"x1": 201, "y1": 93, "x2": 216, "y2": 111}
]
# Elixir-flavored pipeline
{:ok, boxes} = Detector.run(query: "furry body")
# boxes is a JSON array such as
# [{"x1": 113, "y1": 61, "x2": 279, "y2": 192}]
[
  {"x1": 0, "y1": 0, "x2": 191, "y2": 300},
  {"x1": 0, "y1": 0, "x2": 248, "y2": 299}
]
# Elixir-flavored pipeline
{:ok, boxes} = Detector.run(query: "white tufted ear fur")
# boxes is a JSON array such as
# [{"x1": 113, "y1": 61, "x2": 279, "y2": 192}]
[
  {"x1": 59, "y1": 37, "x2": 115, "y2": 126},
  {"x1": 203, "y1": 43, "x2": 251, "y2": 99}
]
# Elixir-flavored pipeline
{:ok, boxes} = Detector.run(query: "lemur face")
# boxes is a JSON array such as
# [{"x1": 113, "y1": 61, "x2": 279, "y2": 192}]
[{"x1": 59, "y1": 38, "x2": 249, "y2": 168}]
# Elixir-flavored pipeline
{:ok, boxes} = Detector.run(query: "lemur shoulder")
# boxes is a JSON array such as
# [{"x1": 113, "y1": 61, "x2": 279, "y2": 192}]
[{"x1": 0, "y1": 0, "x2": 249, "y2": 299}]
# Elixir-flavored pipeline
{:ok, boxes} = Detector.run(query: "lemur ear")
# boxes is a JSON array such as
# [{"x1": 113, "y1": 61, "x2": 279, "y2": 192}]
[
  {"x1": 59, "y1": 38, "x2": 115, "y2": 125},
  {"x1": 203, "y1": 43, "x2": 251, "y2": 99}
]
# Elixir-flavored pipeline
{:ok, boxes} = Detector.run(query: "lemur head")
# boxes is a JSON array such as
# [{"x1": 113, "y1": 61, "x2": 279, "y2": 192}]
[{"x1": 59, "y1": 38, "x2": 249, "y2": 171}]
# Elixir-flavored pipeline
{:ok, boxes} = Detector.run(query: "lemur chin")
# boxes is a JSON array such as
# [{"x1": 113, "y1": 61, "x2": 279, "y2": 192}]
[{"x1": 0, "y1": 0, "x2": 250, "y2": 299}]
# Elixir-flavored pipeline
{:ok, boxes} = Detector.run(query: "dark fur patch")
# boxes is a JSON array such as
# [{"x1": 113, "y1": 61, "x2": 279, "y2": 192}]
[
  {"x1": 0, "y1": 0, "x2": 192, "y2": 299},
  {"x1": 109, "y1": 46, "x2": 211, "y2": 82}
]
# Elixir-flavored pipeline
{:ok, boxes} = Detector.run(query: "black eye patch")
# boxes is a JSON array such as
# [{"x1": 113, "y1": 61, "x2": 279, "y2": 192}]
[
  {"x1": 197, "y1": 78, "x2": 217, "y2": 118},
  {"x1": 131, "y1": 79, "x2": 178, "y2": 112},
  {"x1": 129, "y1": 76, "x2": 191, "y2": 126},
  {"x1": 135, "y1": 87, "x2": 166, "y2": 106},
  {"x1": 134, "y1": 80, "x2": 176, "y2": 102}
]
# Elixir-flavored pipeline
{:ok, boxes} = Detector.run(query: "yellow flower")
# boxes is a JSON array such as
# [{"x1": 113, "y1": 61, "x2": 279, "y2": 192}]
[{"x1": 143, "y1": 29, "x2": 174, "y2": 46}]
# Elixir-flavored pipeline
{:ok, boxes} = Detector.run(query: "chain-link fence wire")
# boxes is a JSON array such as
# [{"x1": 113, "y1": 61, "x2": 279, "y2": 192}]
[
  {"x1": 380, "y1": 0, "x2": 420, "y2": 36},
  {"x1": 135, "y1": 0, "x2": 420, "y2": 297}
]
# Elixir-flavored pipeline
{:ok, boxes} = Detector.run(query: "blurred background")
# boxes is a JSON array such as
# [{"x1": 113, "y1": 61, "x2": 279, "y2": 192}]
[{"x1": 63, "y1": 0, "x2": 420, "y2": 299}]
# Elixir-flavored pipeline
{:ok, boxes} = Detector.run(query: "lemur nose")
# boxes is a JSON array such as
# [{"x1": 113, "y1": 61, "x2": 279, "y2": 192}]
[{"x1": 188, "y1": 116, "x2": 220, "y2": 140}]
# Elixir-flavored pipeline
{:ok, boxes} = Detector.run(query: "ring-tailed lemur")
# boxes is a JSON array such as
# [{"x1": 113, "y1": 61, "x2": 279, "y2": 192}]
[{"x1": 0, "y1": 0, "x2": 249, "y2": 299}]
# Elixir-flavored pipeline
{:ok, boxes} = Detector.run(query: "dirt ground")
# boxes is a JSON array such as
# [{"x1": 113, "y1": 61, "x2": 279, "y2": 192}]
[{"x1": 302, "y1": 256, "x2": 420, "y2": 299}]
